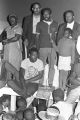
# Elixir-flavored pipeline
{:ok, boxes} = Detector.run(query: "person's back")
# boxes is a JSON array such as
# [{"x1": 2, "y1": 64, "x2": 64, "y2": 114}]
[
  {"x1": 52, "y1": 88, "x2": 73, "y2": 120},
  {"x1": 23, "y1": 108, "x2": 35, "y2": 120}
]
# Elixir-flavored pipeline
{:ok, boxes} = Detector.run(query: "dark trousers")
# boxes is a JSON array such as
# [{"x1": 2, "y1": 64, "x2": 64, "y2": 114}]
[{"x1": 0, "y1": 61, "x2": 38, "y2": 98}]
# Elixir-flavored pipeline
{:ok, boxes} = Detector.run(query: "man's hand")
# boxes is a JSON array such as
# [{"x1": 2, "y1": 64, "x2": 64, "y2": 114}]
[{"x1": 24, "y1": 39, "x2": 28, "y2": 47}]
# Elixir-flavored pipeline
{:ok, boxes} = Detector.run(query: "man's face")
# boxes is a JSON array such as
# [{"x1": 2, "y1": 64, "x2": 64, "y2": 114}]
[
  {"x1": 32, "y1": 4, "x2": 41, "y2": 15},
  {"x1": 30, "y1": 51, "x2": 38, "y2": 62},
  {"x1": 64, "y1": 30, "x2": 70, "y2": 38},
  {"x1": 43, "y1": 10, "x2": 51, "y2": 21},
  {"x1": 9, "y1": 17, "x2": 17, "y2": 27},
  {"x1": 65, "y1": 12, "x2": 74, "y2": 23}
]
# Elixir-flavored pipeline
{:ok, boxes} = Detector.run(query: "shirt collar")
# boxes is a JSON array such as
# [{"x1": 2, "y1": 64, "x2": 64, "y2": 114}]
[
  {"x1": 67, "y1": 21, "x2": 74, "y2": 29},
  {"x1": 43, "y1": 20, "x2": 53, "y2": 25}
]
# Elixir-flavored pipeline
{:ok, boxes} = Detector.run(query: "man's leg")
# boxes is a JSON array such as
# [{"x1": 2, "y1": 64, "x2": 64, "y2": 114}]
[
  {"x1": 0, "y1": 61, "x2": 7, "y2": 88},
  {"x1": 59, "y1": 70, "x2": 68, "y2": 90},
  {"x1": 66, "y1": 86, "x2": 80, "y2": 104},
  {"x1": 48, "y1": 48, "x2": 57, "y2": 85},
  {"x1": 59, "y1": 70, "x2": 63, "y2": 89},
  {"x1": 39, "y1": 48, "x2": 48, "y2": 65},
  {"x1": 62, "y1": 71, "x2": 68, "y2": 90},
  {"x1": 5, "y1": 62, "x2": 19, "y2": 81}
]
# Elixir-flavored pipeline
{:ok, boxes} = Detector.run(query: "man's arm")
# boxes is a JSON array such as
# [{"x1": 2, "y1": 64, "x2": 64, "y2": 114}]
[
  {"x1": 2, "y1": 34, "x2": 21, "y2": 45},
  {"x1": 25, "y1": 70, "x2": 44, "y2": 83},
  {"x1": 19, "y1": 67, "x2": 26, "y2": 87},
  {"x1": 22, "y1": 17, "x2": 28, "y2": 41},
  {"x1": 71, "y1": 41, "x2": 75, "y2": 64}
]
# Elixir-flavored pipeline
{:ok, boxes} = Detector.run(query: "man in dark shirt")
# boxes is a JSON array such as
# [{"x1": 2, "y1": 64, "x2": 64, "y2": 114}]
[{"x1": 36, "y1": 8, "x2": 58, "y2": 85}]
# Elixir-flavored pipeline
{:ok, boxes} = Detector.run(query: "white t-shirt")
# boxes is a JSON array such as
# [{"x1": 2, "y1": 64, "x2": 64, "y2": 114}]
[
  {"x1": 33, "y1": 15, "x2": 40, "y2": 34},
  {"x1": 21, "y1": 58, "x2": 44, "y2": 80},
  {"x1": 67, "y1": 21, "x2": 74, "y2": 30},
  {"x1": 52, "y1": 101, "x2": 73, "y2": 120}
]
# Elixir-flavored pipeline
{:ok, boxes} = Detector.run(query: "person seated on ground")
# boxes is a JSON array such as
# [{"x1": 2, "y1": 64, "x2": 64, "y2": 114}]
[
  {"x1": 0, "y1": 104, "x2": 5, "y2": 120},
  {"x1": 16, "y1": 110, "x2": 24, "y2": 120},
  {"x1": 0, "y1": 95, "x2": 11, "y2": 112},
  {"x1": 51, "y1": 88, "x2": 74, "y2": 120},
  {"x1": 38, "y1": 106, "x2": 61, "y2": 120},
  {"x1": 2, "y1": 112, "x2": 16, "y2": 120},
  {"x1": 23, "y1": 108, "x2": 35, "y2": 120},
  {"x1": 1, "y1": 47, "x2": 44, "y2": 98},
  {"x1": 16, "y1": 96, "x2": 27, "y2": 110},
  {"x1": 57, "y1": 28, "x2": 75, "y2": 91}
]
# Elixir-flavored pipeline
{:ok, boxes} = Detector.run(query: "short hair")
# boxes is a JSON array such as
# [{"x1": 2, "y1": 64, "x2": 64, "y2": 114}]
[
  {"x1": 16, "y1": 97, "x2": 27, "y2": 109},
  {"x1": 29, "y1": 47, "x2": 38, "y2": 55},
  {"x1": 30, "y1": 2, "x2": 41, "y2": 12},
  {"x1": 52, "y1": 88, "x2": 64, "y2": 100},
  {"x1": 63, "y1": 10, "x2": 74, "y2": 22},
  {"x1": 64, "y1": 28, "x2": 73, "y2": 36},
  {"x1": 23, "y1": 108, "x2": 35, "y2": 120},
  {"x1": 0, "y1": 95, "x2": 11, "y2": 104},
  {"x1": 64, "y1": 10, "x2": 74, "y2": 16},
  {"x1": 41, "y1": 8, "x2": 52, "y2": 16},
  {"x1": 7, "y1": 14, "x2": 17, "y2": 22}
]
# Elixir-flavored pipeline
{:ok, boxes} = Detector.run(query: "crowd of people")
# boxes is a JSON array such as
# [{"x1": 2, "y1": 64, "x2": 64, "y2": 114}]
[{"x1": 0, "y1": 1, "x2": 80, "y2": 120}]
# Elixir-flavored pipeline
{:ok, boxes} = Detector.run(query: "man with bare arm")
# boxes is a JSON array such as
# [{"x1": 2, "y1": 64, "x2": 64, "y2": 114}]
[{"x1": 58, "y1": 28, "x2": 75, "y2": 91}]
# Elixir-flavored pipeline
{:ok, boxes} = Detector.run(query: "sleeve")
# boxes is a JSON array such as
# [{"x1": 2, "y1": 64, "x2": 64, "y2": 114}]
[
  {"x1": 76, "y1": 35, "x2": 80, "y2": 55},
  {"x1": 21, "y1": 59, "x2": 27, "y2": 70},
  {"x1": 37, "y1": 60, "x2": 44, "y2": 71},
  {"x1": 56, "y1": 24, "x2": 64, "y2": 45},
  {"x1": 22, "y1": 17, "x2": 28, "y2": 40},
  {"x1": 50, "y1": 21, "x2": 58, "y2": 34},
  {"x1": 36, "y1": 22, "x2": 41, "y2": 34},
  {"x1": 15, "y1": 26, "x2": 23, "y2": 35},
  {"x1": 71, "y1": 41, "x2": 75, "y2": 64}
]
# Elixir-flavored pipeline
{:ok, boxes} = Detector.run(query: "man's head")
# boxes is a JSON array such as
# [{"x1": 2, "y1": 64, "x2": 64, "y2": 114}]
[
  {"x1": 29, "y1": 47, "x2": 39, "y2": 63},
  {"x1": 31, "y1": 2, "x2": 41, "y2": 15},
  {"x1": 41, "y1": 8, "x2": 52, "y2": 21},
  {"x1": 7, "y1": 14, "x2": 17, "y2": 27},
  {"x1": 16, "y1": 110, "x2": 23, "y2": 120},
  {"x1": 23, "y1": 108, "x2": 35, "y2": 120},
  {"x1": 52, "y1": 88, "x2": 64, "y2": 103},
  {"x1": 16, "y1": 97, "x2": 27, "y2": 110},
  {"x1": 1, "y1": 95, "x2": 10, "y2": 108},
  {"x1": 64, "y1": 28, "x2": 72, "y2": 38},
  {"x1": 64, "y1": 10, "x2": 74, "y2": 23}
]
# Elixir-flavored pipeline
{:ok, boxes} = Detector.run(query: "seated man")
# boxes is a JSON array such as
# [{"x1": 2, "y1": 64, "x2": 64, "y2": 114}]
[
  {"x1": 0, "y1": 47, "x2": 44, "y2": 98},
  {"x1": 23, "y1": 108, "x2": 35, "y2": 120},
  {"x1": 51, "y1": 88, "x2": 74, "y2": 120}
]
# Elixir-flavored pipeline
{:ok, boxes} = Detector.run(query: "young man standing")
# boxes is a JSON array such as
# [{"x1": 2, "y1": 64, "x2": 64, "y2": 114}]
[
  {"x1": 58, "y1": 28, "x2": 75, "y2": 91},
  {"x1": 22, "y1": 2, "x2": 41, "y2": 58},
  {"x1": 36, "y1": 8, "x2": 58, "y2": 86}
]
